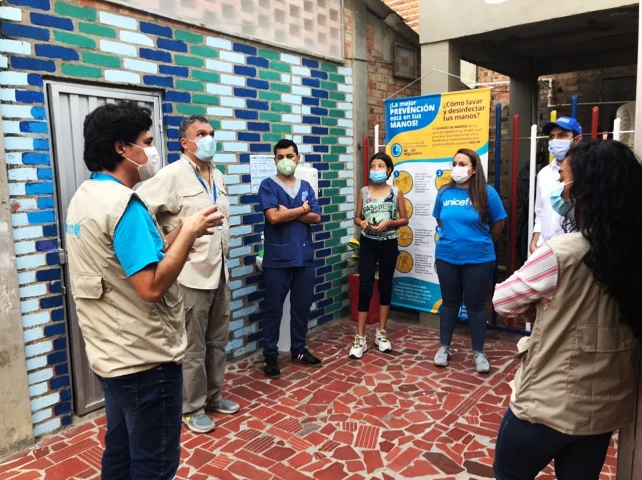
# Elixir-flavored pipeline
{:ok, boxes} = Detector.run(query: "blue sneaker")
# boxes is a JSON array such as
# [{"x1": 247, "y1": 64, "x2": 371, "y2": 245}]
[
  {"x1": 182, "y1": 413, "x2": 215, "y2": 433},
  {"x1": 207, "y1": 397, "x2": 240, "y2": 414}
]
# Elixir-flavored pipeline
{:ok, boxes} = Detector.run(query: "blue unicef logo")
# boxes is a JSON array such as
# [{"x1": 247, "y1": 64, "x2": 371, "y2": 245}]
[
  {"x1": 391, "y1": 143, "x2": 402, "y2": 158},
  {"x1": 393, "y1": 171, "x2": 400, "y2": 178},
  {"x1": 436, "y1": 170, "x2": 444, "y2": 177}
]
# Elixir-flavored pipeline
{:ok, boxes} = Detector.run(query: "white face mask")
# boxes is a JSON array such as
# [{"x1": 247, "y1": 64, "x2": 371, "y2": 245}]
[
  {"x1": 187, "y1": 135, "x2": 217, "y2": 162},
  {"x1": 126, "y1": 143, "x2": 161, "y2": 181},
  {"x1": 451, "y1": 165, "x2": 472, "y2": 184}
]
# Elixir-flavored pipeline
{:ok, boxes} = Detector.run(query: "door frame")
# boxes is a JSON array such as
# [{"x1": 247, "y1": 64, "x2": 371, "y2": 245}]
[{"x1": 44, "y1": 81, "x2": 165, "y2": 415}]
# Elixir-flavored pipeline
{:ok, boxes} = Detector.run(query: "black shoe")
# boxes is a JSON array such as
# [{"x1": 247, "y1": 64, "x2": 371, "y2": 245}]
[
  {"x1": 292, "y1": 348, "x2": 322, "y2": 368},
  {"x1": 263, "y1": 356, "x2": 280, "y2": 379}
]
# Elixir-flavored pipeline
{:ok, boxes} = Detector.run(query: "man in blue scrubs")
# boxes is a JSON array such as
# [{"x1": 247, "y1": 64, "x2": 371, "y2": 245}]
[{"x1": 258, "y1": 139, "x2": 322, "y2": 378}]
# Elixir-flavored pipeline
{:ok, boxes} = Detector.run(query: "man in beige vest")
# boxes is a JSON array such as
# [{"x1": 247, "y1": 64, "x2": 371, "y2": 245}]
[
  {"x1": 66, "y1": 102, "x2": 223, "y2": 479},
  {"x1": 138, "y1": 115, "x2": 238, "y2": 434}
]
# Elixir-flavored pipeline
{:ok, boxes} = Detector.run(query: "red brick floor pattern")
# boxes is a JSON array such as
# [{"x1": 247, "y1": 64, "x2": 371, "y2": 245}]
[{"x1": 0, "y1": 319, "x2": 618, "y2": 479}]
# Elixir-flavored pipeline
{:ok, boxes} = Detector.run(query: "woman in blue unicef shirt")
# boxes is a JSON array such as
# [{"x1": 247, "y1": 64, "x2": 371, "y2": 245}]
[{"x1": 432, "y1": 148, "x2": 507, "y2": 373}]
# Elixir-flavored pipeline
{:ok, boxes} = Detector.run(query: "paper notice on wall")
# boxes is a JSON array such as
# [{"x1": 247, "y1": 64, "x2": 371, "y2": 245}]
[{"x1": 250, "y1": 155, "x2": 277, "y2": 193}]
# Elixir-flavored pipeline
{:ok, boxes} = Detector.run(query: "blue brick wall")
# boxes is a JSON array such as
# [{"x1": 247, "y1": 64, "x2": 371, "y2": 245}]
[{"x1": 1, "y1": 0, "x2": 355, "y2": 437}]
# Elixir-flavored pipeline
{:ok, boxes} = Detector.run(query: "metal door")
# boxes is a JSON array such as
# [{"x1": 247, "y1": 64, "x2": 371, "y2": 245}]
[{"x1": 46, "y1": 82, "x2": 165, "y2": 415}]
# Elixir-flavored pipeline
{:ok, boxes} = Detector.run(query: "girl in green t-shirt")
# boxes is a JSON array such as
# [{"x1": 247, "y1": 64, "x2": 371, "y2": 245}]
[{"x1": 349, "y1": 153, "x2": 409, "y2": 359}]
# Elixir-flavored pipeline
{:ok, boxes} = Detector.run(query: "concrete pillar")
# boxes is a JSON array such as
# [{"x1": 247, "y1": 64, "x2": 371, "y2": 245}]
[
  {"x1": 420, "y1": 41, "x2": 462, "y2": 95},
  {"x1": 618, "y1": 5, "x2": 642, "y2": 477},
  {"x1": 346, "y1": 0, "x2": 368, "y2": 203},
  {"x1": 418, "y1": 40, "x2": 462, "y2": 329},
  {"x1": 509, "y1": 75, "x2": 538, "y2": 169},
  {"x1": 0, "y1": 120, "x2": 35, "y2": 456}
]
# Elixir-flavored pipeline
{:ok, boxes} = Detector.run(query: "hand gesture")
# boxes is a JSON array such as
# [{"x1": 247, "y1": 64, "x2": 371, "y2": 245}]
[
  {"x1": 182, "y1": 205, "x2": 224, "y2": 238},
  {"x1": 301, "y1": 200, "x2": 310, "y2": 213},
  {"x1": 373, "y1": 220, "x2": 391, "y2": 232},
  {"x1": 360, "y1": 219, "x2": 372, "y2": 230}
]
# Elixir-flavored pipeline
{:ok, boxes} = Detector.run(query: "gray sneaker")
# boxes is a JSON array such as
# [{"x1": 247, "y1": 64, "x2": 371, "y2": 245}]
[
  {"x1": 434, "y1": 346, "x2": 451, "y2": 367},
  {"x1": 473, "y1": 352, "x2": 491, "y2": 373},
  {"x1": 182, "y1": 413, "x2": 215, "y2": 433},
  {"x1": 207, "y1": 397, "x2": 240, "y2": 415}
]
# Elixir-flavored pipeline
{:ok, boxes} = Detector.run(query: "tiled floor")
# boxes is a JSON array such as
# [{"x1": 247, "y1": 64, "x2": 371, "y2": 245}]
[{"x1": 0, "y1": 318, "x2": 618, "y2": 480}]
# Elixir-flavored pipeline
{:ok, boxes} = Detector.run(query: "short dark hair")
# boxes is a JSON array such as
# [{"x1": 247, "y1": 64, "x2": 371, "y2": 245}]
[
  {"x1": 274, "y1": 138, "x2": 298, "y2": 156},
  {"x1": 179, "y1": 115, "x2": 210, "y2": 153},
  {"x1": 83, "y1": 101, "x2": 152, "y2": 172},
  {"x1": 370, "y1": 152, "x2": 394, "y2": 177}
]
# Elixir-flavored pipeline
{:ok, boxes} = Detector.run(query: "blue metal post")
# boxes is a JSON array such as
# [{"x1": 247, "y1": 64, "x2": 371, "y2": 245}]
[
  {"x1": 492, "y1": 103, "x2": 502, "y2": 327},
  {"x1": 571, "y1": 94, "x2": 578, "y2": 119},
  {"x1": 495, "y1": 103, "x2": 502, "y2": 192}
]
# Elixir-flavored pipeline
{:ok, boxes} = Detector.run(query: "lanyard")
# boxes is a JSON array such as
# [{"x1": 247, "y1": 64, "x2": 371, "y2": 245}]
[
  {"x1": 184, "y1": 158, "x2": 216, "y2": 203},
  {"x1": 194, "y1": 170, "x2": 217, "y2": 204},
  {"x1": 184, "y1": 159, "x2": 224, "y2": 231}
]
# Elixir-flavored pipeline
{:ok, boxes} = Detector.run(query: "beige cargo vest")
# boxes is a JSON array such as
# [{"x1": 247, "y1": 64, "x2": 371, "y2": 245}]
[
  {"x1": 66, "y1": 178, "x2": 186, "y2": 378},
  {"x1": 510, "y1": 232, "x2": 638, "y2": 435}
]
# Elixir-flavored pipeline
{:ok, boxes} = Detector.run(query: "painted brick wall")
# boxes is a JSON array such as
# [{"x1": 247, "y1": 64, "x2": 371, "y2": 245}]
[{"x1": 1, "y1": 0, "x2": 355, "y2": 436}]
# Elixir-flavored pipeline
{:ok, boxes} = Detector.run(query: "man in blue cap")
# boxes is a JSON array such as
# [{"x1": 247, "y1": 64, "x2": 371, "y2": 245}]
[{"x1": 529, "y1": 117, "x2": 583, "y2": 254}]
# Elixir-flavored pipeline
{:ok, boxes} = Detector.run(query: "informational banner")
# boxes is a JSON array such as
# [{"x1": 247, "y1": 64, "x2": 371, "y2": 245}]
[{"x1": 386, "y1": 89, "x2": 491, "y2": 313}]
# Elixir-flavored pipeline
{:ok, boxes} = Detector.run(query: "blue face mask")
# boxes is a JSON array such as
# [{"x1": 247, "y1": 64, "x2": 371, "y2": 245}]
[
  {"x1": 548, "y1": 139, "x2": 572, "y2": 161},
  {"x1": 188, "y1": 135, "x2": 217, "y2": 162},
  {"x1": 550, "y1": 181, "x2": 573, "y2": 216},
  {"x1": 370, "y1": 171, "x2": 388, "y2": 184}
]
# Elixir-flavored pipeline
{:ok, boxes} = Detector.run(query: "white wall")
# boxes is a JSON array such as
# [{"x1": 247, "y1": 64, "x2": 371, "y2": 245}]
[{"x1": 420, "y1": 0, "x2": 637, "y2": 44}]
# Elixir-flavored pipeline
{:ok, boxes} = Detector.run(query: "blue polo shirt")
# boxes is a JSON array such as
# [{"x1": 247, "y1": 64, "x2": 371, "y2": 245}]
[
  {"x1": 433, "y1": 184, "x2": 507, "y2": 265},
  {"x1": 91, "y1": 173, "x2": 164, "y2": 276},
  {"x1": 258, "y1": 176, "x2": 320, "y2": 268}
]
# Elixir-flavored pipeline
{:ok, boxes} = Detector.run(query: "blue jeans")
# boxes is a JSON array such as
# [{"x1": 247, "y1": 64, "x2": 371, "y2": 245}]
[
  {"x1": 494, "y1": 408, "x2": 612, "y2": 480},
  {"x1": 435, "y1": 259, "x2": 495, "y2": 352},
  {"x1": 97, "y1": 363, "x2": 183, "y2": 480},
  {"x1": 262, "y1": 266, "x2": 314, "y2": 358}
]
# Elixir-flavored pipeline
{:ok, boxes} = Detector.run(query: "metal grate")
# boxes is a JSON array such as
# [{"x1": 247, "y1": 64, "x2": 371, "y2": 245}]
[{"x1": 393, "y1": 43, "x2": 418, "y2": 81}]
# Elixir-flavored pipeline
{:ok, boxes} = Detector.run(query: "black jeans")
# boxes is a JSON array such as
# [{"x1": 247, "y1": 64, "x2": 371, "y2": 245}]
[
  {"x1": 435, "y1": 259, "x2": 495, "y2": 352},
  {"x1": 494, "y1": 408, "x2": 612, "y2": 480},
  {"x1": 97, "y1": 363, "x2": 183, "y2": 480},
  {"x1": 358, "y1": 235, "x2": 398, "y2": 312}
]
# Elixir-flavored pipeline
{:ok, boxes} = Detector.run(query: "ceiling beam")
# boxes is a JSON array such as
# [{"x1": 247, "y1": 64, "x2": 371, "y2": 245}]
[{"x1": 536, "y1": 46, "x2": 638, "y2": 75}]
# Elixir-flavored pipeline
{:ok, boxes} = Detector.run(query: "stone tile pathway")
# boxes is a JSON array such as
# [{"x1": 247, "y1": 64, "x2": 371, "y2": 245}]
[{"x1": 0, "y1": 319, "x2": 618, "y2": 479}]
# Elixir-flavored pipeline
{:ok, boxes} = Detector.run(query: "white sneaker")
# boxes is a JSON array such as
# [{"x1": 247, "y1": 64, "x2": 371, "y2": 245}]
[
  {"x1": 473, "y1": 352, "x2": 491, "y2": 373},
  {"x1": 375, "y1": 329, "x2": 392, "y2": 353},
  {"x1": 434, "y1": 346, "x2": 451, "y2": 367},
  {"x1": 349, "y1": 335, "x2": 368, "y2": 359}
]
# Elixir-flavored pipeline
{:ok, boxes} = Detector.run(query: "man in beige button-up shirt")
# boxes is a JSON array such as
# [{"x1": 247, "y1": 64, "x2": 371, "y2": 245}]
[{"x1": 137, "y1": 115, "x2": 239, "y2": 434}]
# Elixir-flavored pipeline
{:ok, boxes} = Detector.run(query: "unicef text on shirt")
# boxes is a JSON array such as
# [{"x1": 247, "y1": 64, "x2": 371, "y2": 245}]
[{"x1": 443, "y1": 198, "x2": 472, "y2": 207}]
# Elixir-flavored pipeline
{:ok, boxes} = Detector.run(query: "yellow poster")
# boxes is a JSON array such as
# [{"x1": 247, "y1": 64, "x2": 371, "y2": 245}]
[{"x1": 386, "y1": 89, "x2": 491, "y2": 313}]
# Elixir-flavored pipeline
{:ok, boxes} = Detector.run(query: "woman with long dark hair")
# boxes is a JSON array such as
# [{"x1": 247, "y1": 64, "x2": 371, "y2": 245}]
[
  {"x1": 432, "y1": 148, "x2": 506, "y2": 373},
  {"x1": 493, "y1": 140, "x2": 642, "y2": 479}
]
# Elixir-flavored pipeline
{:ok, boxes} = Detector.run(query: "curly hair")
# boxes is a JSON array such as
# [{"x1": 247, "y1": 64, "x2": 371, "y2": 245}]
[
  {"x1": 83, "y1": 101, "x2": 152, "y2": 172},
  {"x1": 566, "y1": 140, "x2": 642, "y2": 337}
]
